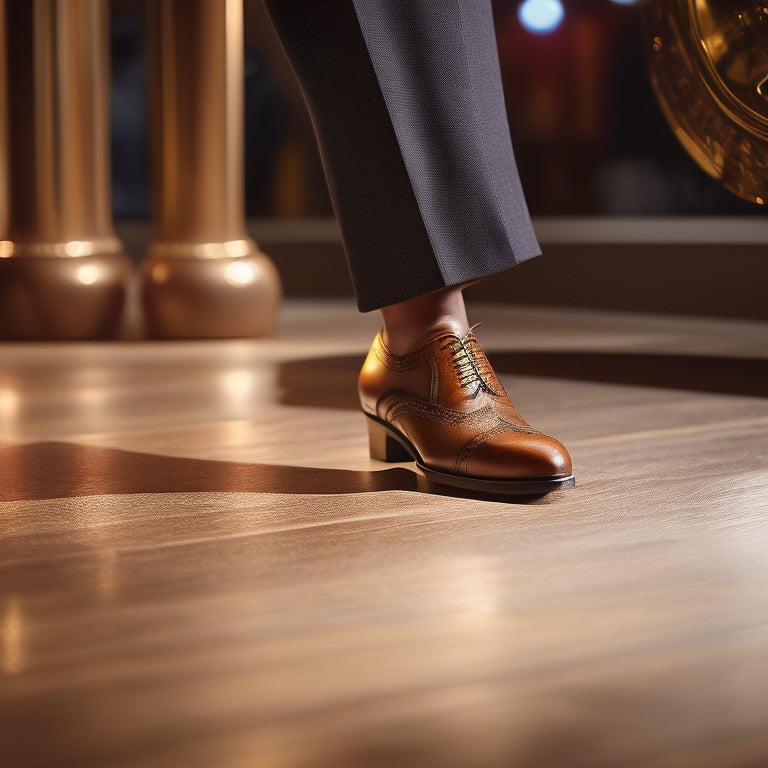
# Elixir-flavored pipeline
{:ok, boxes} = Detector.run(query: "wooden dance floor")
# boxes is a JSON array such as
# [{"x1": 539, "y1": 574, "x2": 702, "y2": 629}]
[{"x1": 2, "y1": 300, "x2": 767, "y2": 767}]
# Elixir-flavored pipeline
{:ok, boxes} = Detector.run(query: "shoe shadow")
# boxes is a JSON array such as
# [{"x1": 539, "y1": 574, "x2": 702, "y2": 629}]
[
  {"x1": 489, "y1": 351, "x2": 768, "y2": 398},
  {"x1": 1, "y1": 442, "x2": 546, "y2": 504},
  {"x1": 277, "y1": 350, "x2": 768, "y2": 410},
  {"x1": 6, "y1": 351, "x2": 763, "y2": 504},
  {"x1": 0, "y1": 442, "x2": 413, "y2": 503}
]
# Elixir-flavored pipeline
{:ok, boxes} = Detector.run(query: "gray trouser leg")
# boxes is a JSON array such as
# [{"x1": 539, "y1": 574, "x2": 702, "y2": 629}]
[{"x1": 262, "y1": 0, "x2": 540, "y2": 311}]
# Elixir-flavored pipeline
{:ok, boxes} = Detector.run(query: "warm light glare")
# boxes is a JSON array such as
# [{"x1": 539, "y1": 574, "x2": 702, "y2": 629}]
[
  {"x1": 0, "y1": 241, "x2": 13, "y2": 258},
  {"x1": 518, "y1": 0, "x2": 564, "y2": 33},
  {"x1": 217, "y1": 366, "x2": 277, "y2": 416},
  {"x1": 2, "y1": 599, "x2": 24, "y2": 675},
  {"x1": 219, "y1": 369, "x2": 257, "y2": 400},
  {"x1": 76, "y1": 263, "x2": 102, "y2": 285},
  {"x1": 65, "y1": 241, "x2": 87, "y2": 257},
  {"x1": 75, "y1": 386, "x2": 109, "y2": 408},
  {"x1": 0, "y1": 386, "x2": 20, "y2": 430},
  {"x1": 222, "y1": 239, "x2": 251, "y2": 258},
  {"x1": 225, "y1": 261, "x2": 256, "y2": 286}
]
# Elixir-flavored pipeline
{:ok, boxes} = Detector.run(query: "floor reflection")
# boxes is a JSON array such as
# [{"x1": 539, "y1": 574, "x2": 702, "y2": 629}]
[{"x1": 1, "y1": 598, "x2": 24, "y2": 675}]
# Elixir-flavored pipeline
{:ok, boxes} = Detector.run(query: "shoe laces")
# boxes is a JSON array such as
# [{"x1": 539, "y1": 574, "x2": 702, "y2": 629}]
[{"x1": 441, "y1": 328, "x2": 501, "y2": 398}]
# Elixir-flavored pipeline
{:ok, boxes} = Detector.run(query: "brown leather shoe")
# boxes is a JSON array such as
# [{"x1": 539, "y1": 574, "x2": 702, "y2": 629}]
[{"x1": 358, "y1": 326, "x2": 575, "y2": 495}]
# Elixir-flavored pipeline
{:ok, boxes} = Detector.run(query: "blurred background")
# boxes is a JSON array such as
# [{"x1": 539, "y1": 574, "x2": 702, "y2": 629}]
[
  {"x1": 110, "y1": 0, "x2": 764, "y2": 221},
  {"x1": 106, "y1": 0, "x2": 768, "y2": 322}
]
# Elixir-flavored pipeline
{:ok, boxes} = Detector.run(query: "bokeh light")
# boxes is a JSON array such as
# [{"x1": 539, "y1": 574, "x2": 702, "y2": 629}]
[{"x1": 518, "y1": 0, "x2": 565, "y2": 34}]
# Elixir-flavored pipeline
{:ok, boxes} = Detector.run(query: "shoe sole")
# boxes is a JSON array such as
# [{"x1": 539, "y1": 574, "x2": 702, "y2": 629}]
[{"x1": 366, "y1": 414, "x2": 575, "y2": 497}]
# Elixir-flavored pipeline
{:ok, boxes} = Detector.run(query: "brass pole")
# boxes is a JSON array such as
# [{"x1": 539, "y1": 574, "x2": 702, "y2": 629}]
[
  {"x1": 0, "y1": 0, "x2": 7, "y2": 242},
  {"x1": 142, "y1": 0, "x2": 281, "y2": 338},
  {"x1": 0, "y1": 0, "x2": 130, "y2": 339}
]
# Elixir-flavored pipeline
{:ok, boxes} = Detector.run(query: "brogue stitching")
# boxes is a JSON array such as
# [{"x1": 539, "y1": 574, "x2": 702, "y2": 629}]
[
  {"x1": 456, "y1": 421, "x2": 543, "y2": 474},
  {"x1": 383, "y1": 396, "x2": 496, "y2": 428}
]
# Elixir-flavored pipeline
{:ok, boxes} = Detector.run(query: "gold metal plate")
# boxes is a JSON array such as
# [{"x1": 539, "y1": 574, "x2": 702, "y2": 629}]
[{"x1": 644, "y1": 0, "x2": 768, "y2": 204}]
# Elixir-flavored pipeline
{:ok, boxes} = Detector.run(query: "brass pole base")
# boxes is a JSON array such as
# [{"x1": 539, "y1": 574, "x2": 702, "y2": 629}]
[
  {"x1": 0, "y1": 253, "x2": 131, "y2": 340},
  {"x1": 140, "y1": 252, "x2": 282, "y2": 338}
]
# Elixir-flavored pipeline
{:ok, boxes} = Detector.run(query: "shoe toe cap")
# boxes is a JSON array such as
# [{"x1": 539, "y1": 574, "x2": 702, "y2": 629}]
[{"x1": 465, "y1": 432, "x2": 573, "y2": 480}]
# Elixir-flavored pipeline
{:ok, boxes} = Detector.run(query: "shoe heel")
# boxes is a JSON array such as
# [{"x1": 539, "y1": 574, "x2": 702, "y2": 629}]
[{"x1": 367, "y1": 418, "x2": 412, "y2": 462}]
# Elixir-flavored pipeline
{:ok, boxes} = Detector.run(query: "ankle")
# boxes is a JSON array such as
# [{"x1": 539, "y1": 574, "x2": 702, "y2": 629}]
[
  {"x1": 381, "y1": 317, "x2": 468, "y2": 355},
  {"x1": 379, "y1": 287, "x2": 470, "y2": 356}
]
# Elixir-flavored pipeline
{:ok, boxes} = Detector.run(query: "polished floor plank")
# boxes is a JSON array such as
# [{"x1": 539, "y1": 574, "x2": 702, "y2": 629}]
[{"x1": 1, "y1": 301, "x2": 768, "y2": 767}]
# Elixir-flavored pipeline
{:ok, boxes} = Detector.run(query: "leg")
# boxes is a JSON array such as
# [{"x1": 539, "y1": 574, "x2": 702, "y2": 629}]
[
  {"x1": 262, "y1": 0, "x2": 574, "y2": 494},
  {"x1": 261, "y1": 0, "x2": 540, "y2": 311}
]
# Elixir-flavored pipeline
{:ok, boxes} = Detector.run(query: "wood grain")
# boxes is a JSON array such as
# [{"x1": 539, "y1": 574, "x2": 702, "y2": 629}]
[{"x1": 1, "y1": 301, "x2": 767, "y2": 768}]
